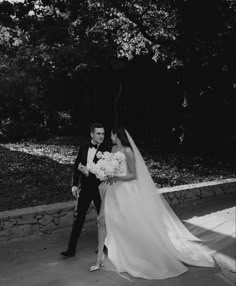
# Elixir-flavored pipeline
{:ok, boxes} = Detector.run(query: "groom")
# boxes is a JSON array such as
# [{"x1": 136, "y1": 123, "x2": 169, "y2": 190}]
[{"x1": 60, "y1": 122, "x2": 108, "y2": 257}]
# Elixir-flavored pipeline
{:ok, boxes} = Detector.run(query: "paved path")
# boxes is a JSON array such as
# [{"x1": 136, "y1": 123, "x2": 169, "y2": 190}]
[{"x1": 0, "y1": 194, "x2": 235, "y2": 286}]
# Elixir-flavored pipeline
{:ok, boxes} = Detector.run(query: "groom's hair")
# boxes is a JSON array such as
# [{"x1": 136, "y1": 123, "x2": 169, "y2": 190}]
[{"x1": 90, "y1": 122, "x2": 104, "y2": 133}]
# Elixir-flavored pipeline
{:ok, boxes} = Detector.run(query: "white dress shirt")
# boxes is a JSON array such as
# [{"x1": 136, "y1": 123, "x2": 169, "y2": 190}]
[{"x1": 87, "y1": 145, "x2": 97, "y2": 165}]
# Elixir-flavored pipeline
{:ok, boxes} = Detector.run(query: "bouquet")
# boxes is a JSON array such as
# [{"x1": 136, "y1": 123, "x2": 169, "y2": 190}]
[{"x1": 87, "y1": 151, "x2": 124, "y2": 181}]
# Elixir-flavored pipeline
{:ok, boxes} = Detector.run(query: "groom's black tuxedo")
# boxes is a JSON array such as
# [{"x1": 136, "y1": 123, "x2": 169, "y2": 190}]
[
  {"x1": 72, "y1": 142, "x2": 107, "y2": 190},
  {"x1": 67, "y1": 142, "x2": 110, "y2": 254}
]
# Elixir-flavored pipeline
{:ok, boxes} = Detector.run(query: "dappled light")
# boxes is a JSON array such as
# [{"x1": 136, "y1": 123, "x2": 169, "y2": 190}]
[
  {"x1": 185, "y1": 209, "x2": 235, "y2": 271},
  {"x1": 0, "y1": 1, "x2": 235, "y2": 284},
  {"x1": 0, "y1": 139, "x2": 235, "y2": 212}
]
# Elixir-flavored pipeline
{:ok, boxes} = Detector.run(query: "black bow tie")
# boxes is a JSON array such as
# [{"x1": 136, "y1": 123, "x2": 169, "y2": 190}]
[{"x1": 89, "y1": 142, "x2": 98, "y2": 148}]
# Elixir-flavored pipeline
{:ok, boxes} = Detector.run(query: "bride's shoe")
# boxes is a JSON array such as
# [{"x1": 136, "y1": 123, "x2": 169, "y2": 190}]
[{"x1": 89, "y1": 253, "x2": 105, "y2": 272}]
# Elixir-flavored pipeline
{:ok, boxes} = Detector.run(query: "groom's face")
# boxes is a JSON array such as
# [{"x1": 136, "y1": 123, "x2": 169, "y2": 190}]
[{"x1": 91, "y1": 127, "x2": 105, "y2": 145}]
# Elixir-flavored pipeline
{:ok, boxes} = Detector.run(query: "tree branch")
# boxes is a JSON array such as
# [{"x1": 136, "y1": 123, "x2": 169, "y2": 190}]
[{"x1": 115, "y1": 4, "x2": 177, "y2": 48}]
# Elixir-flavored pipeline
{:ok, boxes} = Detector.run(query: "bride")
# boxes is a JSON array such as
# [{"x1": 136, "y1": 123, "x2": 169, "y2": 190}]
[{"x1": 89, "y1": 126, "x2": 214, "y2": 279}]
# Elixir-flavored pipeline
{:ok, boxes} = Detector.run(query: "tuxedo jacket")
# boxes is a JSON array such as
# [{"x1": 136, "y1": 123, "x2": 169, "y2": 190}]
[{"x1": 71, "y1": 142, "x2": 110, "y2": 191}]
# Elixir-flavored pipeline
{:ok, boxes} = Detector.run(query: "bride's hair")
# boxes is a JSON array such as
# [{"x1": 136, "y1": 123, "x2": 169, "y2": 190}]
[{"x1": 111, "y1": 126, "x2": 132, "y2": 149}]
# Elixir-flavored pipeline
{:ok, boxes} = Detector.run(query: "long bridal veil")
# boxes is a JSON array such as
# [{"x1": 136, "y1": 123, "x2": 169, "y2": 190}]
[{"x1": 125, "y1": 130, "x2": 215, "y2": 267}]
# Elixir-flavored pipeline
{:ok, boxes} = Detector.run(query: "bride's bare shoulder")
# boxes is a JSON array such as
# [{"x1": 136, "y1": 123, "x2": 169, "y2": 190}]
[{"x1": 124, "y1": 146, "x2": 134, "y2": 156}]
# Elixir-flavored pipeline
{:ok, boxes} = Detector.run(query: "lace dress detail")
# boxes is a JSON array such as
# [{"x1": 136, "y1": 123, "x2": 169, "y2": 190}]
[{"x1": 115, "y1": 152, "x2": 128, "y2": 177}]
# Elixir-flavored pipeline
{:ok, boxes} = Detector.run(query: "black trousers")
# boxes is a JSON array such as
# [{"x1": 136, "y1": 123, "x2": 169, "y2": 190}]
[{"x1": 67, "y1": 186, "x2": 101, "y2": 253}]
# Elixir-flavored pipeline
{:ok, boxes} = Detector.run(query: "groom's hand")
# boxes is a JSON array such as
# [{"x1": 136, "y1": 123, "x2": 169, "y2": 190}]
[
  {"x1": 72, "y1": 186, "x2": 80, "y2": 198},
  {"x1": 78, "y1": 163, "x2": 89, "y2": 177}
]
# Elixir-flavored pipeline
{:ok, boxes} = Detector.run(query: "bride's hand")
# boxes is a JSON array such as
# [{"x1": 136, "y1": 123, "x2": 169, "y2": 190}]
[{"x1": 107, "y1": 176, "x2": 118, "y2": 185}]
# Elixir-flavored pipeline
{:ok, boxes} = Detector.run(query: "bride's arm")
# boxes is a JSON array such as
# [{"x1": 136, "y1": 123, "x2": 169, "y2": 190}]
[{"x1": 115, "y1": 147, "x2": 137, "y2": 182}]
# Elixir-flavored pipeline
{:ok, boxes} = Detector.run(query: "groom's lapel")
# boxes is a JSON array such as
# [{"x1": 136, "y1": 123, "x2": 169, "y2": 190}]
[
  {"x1": 93, "y1": 143, "x2": 103, "y2": 163},
  {"x1": 83, "y1": 143, "x2": 89, "y2": 165},
  {"x1": 93, "y1": 148, "x2": 99, "y2": 163},
  {"x1": 93, "y1": 155, "x2": 98, "y2": 163}
]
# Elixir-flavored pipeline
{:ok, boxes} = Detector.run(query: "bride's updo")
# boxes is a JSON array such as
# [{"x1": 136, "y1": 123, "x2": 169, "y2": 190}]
[{"x1": 111, "y1": 126, "x2": 132, "y2": 149}]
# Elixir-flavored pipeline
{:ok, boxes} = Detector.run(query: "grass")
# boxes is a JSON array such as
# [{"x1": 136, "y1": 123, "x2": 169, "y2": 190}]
[{"x1": 0, "y1": 136, "x2": 235, "y2": 212}]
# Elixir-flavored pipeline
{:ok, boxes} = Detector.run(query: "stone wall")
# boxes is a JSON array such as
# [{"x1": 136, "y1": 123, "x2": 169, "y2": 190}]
[
  {"x1": 0, "y1": 202, "x2": 76, "y2": 242},
  {"x1": 0, "y1": 178, "x2": 235, "y2": 242},
  {"x1": 161, "y1": 178, "x2": 236, "y2": 205}
]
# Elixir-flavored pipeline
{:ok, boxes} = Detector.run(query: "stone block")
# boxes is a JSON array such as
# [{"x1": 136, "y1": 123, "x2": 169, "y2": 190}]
[
  {"x1": 31, "y1": 224, "x2": 40, "y2": 233},
  {"x1": 179, "y1": 190, "x2": 186, "y2": 197},
  {"x1": 224, "y1": 186, "x2": 235, "y2": 194},
  {"x1": 168, "y1": 193, "x2": 175, "y2": 199},
  {"x1": 3, "y1": 220, "x2": 15, "y2": 229},
  {"x1": 8, "y1": 225, "x2": 33, "y2": 238},
  {"x1": 52, "y1": 216, "x2": 60, "y2": 225},
  {"x1": 183, "y1": 195, "x2": 198, "y2": 202},
  {"x1": 38, "y1": 215, "x2": 54, "y2": 226},
  {"x1": 0, "y1": 234, "x2": 9, "y2": 241},
  {"x1": 184, "y1": 191, "x2": 194, "y2": 199},
  {"x1": 35, "y1": 214, "x2": 43, "y2": 219},
  {"x1": 17, "y1": 214, "x2": 36, "y2": 225},
  {"x1": 193, "y1": 189, "x2": 201, "y2": 197},
  {"x1": 200, "y1": 189, "x2": 214, "y2": 198},
  {"x1": 170, "y1": 198, "x2": 179, "y2": 205},
  {"x1": 214, "y1": 187, "x2": 224, "y2": 196},
  {"x1": 40, "y1": 221, "x2": 58, "y2": 233},
  {"x1": 175, "y1": 191, "x2": 182, "y2": 198},
  {"x1": 163, "y1": 194, "x2": 168, "y2": 200},
  {"x1": 0, "y1": 228, "x2": 15, "y2": 240},
  {"x1": 19, "y1": 225, "x2": 33, "y2": 237}
]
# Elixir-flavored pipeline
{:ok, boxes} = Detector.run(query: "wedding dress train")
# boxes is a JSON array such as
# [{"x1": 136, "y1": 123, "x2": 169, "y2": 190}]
[{"x1": 101, "y1": 131, "x2": 214, "y2": 280}]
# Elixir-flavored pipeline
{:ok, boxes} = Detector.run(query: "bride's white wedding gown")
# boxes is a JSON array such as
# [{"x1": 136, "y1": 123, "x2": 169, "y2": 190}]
[{"x1": 101, "y1": 132, "x2": 214, "y2": 280}]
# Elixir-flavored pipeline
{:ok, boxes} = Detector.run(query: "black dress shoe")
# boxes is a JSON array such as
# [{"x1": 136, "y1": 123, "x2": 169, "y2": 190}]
[{"x1": 60, "y1": 250, "x2": 75, "y2": 257}]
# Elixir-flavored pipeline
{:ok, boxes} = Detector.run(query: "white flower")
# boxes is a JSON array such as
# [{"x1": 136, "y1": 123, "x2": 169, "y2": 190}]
[
  {"x1": 87, "y1": 151, "x2": 124, "y2": 181},
  {"x1": 86, "y1": 161, "x2": 97, "y2": 173},
  {"x1": 96, "y1": 151, "x2": 103, "y2": 159}
]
